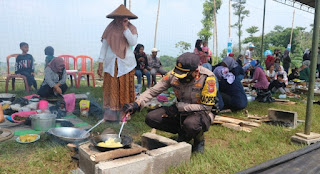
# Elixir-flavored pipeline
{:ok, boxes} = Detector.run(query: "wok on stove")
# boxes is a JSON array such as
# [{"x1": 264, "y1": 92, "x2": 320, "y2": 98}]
[{"x1": 91, "y1": 134, "x2": 133, "y2": 152}]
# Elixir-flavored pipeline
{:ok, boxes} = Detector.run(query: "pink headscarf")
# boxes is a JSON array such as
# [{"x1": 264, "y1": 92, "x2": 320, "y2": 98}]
[{"x1": 47, "y1": 57, "x2": 65, "y2": 73}]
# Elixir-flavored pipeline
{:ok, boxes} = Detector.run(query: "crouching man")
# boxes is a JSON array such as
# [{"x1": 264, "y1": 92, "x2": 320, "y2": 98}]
[{"x1": 121, "y1": 52, "x2": 218, "y2": 153}]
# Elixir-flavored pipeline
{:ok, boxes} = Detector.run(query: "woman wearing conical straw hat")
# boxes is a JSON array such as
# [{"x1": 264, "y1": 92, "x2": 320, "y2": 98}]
[{"x1": 98, "y1": 4, "x2": 138, "y2": 121}]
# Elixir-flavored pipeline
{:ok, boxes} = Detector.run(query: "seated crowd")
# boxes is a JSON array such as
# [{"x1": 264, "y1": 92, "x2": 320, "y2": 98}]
[{"x1": 13, "y1": 39, "x2": 313, "y2": 111}]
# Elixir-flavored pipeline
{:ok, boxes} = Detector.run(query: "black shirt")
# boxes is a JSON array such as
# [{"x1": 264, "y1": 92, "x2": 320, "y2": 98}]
[
  {"x1": 268, "y1": 80, "x2": 286, "y2": 90},
  {"x1": 15, "y1": 54, "x2": 34, "y2": 74}
]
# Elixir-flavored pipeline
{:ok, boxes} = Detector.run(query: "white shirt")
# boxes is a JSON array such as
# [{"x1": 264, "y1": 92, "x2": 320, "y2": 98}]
[
  {"x1": 244, "y1": 50, "x2": 252, "y2": 64},
  {"x1": 98, "y1": 29, "x2": 138, "y2": 77},
  {"x1": 266, "y1": 70, "x2": 276, "y2": 79}
]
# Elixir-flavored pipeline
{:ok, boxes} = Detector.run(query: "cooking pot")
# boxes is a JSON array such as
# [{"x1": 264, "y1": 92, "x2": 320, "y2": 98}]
[{"x1": 29, "y1": 113, "x2": 56, "y2": 131}]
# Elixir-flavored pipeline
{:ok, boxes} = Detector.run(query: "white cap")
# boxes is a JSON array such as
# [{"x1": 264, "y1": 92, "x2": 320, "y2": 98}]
[{"x1": 151, "y1": 48, "x2": 159, "y2": 52}]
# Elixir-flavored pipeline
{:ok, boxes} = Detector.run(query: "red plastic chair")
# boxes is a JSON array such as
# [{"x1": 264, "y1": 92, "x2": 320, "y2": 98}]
[
  {"x1": 75, "y1": 55, "x2": 95, "y2": 87},
  {"x1": 58, "y1": 55, "x2": 78, "y2": 88},
  {"x1": 5, "y1": 54, "x2": 30, "y2": 93}
]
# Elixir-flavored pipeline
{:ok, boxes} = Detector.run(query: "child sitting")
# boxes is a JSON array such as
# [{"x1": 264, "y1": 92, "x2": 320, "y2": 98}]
[
  {"x1": 268, "y1": 74, "x2": 286, "y2": 94},
  {"x1": 44, "y1": 46, "x2": 55, "y2": 67},
  {"x1": 288, "y1": 68, "x2": 299, "y2": 81},
  {"x1": 15, "y1": 42, "x2": 37, "y2": 90}
]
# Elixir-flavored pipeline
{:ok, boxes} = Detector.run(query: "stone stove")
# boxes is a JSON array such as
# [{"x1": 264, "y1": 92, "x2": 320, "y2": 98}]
[{"x1": 78, "y1": 133, "x2": 192, "y2": 174}]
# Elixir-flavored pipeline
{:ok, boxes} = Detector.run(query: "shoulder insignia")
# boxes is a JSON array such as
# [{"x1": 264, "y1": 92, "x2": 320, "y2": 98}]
[
  {"x1": 162, "y1": 73, "x2": 169, "y2": 81},
  {"x1": 201, "y1": 76, "x2": 217, "y2": 105}
]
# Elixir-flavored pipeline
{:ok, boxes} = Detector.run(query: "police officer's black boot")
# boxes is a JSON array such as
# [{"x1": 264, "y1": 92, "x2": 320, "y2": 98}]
[
  {"x1": 192, "y1": 131, "x2": 205, "y2": 153},
  {"x1": 177, "y1": 130, "x2": 192, "y2": 142}
]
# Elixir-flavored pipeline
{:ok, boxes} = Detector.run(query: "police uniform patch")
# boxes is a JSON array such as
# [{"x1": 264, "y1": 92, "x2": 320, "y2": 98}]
[
  {"x1": 207, "y1": 80, "x2": 216, "y2": 93},
  {"x1": 201, "y1": 76, "x2": 217, "y2": 105}
]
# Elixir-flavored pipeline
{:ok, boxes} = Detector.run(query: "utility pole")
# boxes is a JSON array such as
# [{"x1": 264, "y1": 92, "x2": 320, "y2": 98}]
[
  {"x1": 154, "y1": 0, "x2": 160, "y2": 48},
  {"x1": 260, "y1": 0, "x2": 266, "y2": 63},
  {"x1": 289, "y1": 10, "x2": 295, "y2": 52},
  {"x1": 124, "y1": 0, "x2": 126, "y2": 7},
  {"x1": 238, "y1": 0, "x2": 241, "y2": 54},
  {"x1": 129, "y1": 0, "x2": 131, "y2": 10},
  {"x1": 229, "y1": 0, "x2": 231, "y2": 38},
  {"x1": 305, "y1": 0, "x2": 320, "y2": 135},
  {"x1": 212, "y1": 23, "x2": 215, "y2": 64}
]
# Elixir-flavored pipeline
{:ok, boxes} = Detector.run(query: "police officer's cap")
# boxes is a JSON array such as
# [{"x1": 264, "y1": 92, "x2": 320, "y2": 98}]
[{"x1": 172, "y1": 52, "x2": 199, "y2": 79}]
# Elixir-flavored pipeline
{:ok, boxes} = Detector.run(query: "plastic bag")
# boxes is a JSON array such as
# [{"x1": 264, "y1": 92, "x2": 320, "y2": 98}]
[
  {"x1": 79, "y1": 100, "x2": 90, "y2": 117},
  {"x1": 64, "y1": 93, "x2": 75, "y2": 113},
  {"x1": 255, "y1": 89, "x2": 275, "y2": 103}
]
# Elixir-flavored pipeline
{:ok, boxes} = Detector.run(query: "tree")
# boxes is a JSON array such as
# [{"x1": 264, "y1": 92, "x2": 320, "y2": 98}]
[
  {"x1": 274, "y1": 25, "x2": 284, "y2": 32},
  {"x1": 175, "y1": 41, "x2": 191, "y2": 54},
  {"x1": 198, "y1": 0, "x2": 222, "y2": 41},
  {"x1": 243, "y1": 25, "x2": 312, "y2": 68},
  {"x1": 246, "y1": 26, "x2": 259, "y2": 37},
  {"x1": 232, "y1": 0, "x2": 249, "y2": 54},
  {"x1": 160, "y1": 55, "x2": 176, "y2": 71}
]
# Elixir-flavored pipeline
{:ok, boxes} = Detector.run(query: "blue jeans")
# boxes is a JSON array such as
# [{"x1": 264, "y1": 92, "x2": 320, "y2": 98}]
[
  {"x1": 135, "y1": 69, "x2": 151, "y2": 87},
  {"x1": 202, "y1": 63, "x2": 212, "y2": 71}
]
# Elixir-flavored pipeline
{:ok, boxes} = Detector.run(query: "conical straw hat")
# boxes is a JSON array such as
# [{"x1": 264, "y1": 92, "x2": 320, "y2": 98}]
[{"x1": 107, "y1": 4, "x2": 138, "y2": 19}]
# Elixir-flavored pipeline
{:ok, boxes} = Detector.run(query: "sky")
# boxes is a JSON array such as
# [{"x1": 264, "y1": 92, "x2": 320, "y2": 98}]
[{"x1": 0, "y1": 0, "x2": 315, "y2": 63}]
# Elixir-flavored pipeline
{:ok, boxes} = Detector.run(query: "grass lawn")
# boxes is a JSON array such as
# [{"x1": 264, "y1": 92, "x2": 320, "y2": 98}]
[{"x1": 1, "y1": 79, "x2": 320, "y2": 174}]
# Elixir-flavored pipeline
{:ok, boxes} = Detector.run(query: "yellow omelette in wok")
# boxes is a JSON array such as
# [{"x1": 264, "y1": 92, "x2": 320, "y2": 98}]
[{"x1": 97, "y1": 138, "x2": 123, "y2": 148}]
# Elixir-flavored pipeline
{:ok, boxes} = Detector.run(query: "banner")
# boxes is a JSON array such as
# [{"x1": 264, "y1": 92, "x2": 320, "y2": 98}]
[{"x1": 227, "y1": 38, "x2": 233, "y2": 56}]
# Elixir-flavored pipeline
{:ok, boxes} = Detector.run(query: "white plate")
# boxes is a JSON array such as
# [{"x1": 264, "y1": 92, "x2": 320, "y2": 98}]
[{"x1": 16, "y1": 134, "x2": 40, "y2": 144}]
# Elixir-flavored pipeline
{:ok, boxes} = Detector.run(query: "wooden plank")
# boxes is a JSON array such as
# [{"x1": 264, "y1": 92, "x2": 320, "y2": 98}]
[
  {"x1": 274, "y1": 99, "x2": 296, "y2": 105},
  {"x1": 274, "y1": 99, "x2": 291, "y2": 102},
  {"x1": 213, "y1": 120, "x2": 225, "y2": 124},
  {"x1": 215, "y1": 116, "x2": 260, "y2": 127},
  {"x1": 222, "y1": 123, "x2": 241, "y2": 131},
  {"x1": 239, "y1": 122, "x2": 261, "y2": 128},
  {"x1": 247, "y1": 115, "x2": 268, "y2": 119},
  {"x1": 222, "y1": 123, "x2": 252, "y2": 132},
  {"x1": 90, "y1": 147, "x2": 147, "y2": 162}
]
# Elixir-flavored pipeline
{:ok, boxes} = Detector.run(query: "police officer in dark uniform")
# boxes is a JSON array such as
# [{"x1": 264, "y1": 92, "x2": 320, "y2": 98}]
[{"x1": 122, "y1": 52, "x2": 218, "y2": 153}]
